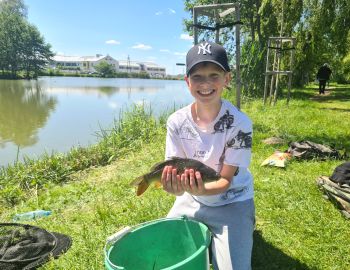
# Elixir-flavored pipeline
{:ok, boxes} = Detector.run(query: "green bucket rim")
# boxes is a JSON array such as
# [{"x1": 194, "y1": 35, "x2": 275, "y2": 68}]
[{"x1": 104, "y1": 217, "x2": 211, "y2": 270}]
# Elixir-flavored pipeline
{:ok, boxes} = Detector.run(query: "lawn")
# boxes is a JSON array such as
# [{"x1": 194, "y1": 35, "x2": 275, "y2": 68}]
[{"x1": 0, "y1": 84, "x2": 349, "y2": 269}]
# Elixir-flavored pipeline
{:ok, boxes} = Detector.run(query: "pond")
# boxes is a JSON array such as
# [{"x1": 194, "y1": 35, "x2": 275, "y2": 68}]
[{"x1": 0, "y1": 76, "x2": 193, "y2": 167}]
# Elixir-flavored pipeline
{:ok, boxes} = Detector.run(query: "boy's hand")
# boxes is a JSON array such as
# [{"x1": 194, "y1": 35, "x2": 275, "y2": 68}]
[
  {"x1": 161, "y1": 166, "x2": 184, "y2": 196},
  {"x1": 181, "y1": 169, "x2": 206, "y2": 196}
]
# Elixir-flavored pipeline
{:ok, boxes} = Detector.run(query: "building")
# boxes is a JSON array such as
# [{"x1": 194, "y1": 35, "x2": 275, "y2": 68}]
[
  {"x1": 51, "y1": 54, "x2": 118, "y2": 73},
  {"x1": 50, "y1": 54, "x2": 166, "y2": 77}
]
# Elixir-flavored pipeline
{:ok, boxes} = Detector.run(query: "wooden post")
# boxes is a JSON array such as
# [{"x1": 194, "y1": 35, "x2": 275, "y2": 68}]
[
  {"x1": 273, "y1": 39, "x2": 282, "y2": 105},
  {"x1": 263, "y1": 39, "x2": 271, "y2": 104},
  {"x1": 286, "y1": 38, "x2": 296, "y2": 104}
]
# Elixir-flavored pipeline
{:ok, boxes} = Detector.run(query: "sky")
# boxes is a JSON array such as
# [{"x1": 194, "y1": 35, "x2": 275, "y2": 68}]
[{"x1": 25, "y1": 0, "x2": 194, "y2": 75}]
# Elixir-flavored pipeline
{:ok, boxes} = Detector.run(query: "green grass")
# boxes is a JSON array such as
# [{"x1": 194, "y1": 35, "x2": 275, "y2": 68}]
[{"x1": 0, "y1": 83, "x2": 350, "y2": 269}]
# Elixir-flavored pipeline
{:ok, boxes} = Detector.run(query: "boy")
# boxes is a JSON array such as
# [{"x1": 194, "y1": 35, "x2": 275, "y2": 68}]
[{"x1": 161, "y1": 41, "x2": 255, "y2": 270}]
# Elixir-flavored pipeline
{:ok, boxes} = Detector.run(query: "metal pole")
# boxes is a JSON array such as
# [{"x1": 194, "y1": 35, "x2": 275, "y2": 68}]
[
  {"x1": 214, "y1": 1, "x2": 220, "y2": 43},
  {"x1": 235, "y1": 3, "x2": 241, "y2": 109},
  {"x1": 193, "y1": 8, "x2": 198, "y2": 45}
]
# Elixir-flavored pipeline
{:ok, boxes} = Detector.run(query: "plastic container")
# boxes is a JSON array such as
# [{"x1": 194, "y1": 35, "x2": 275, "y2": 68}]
[
  {"x1": 13, "y1": 210, "x2": 52, "y2": 221},
  {"x1": 105, "y1": 217, "x2": 211, "y2": 270}
]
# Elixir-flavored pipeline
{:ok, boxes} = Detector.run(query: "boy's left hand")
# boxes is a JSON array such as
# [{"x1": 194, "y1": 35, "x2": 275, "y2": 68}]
[{"x1": 181, "y1": 169, "x2": 206, "y2": 196}]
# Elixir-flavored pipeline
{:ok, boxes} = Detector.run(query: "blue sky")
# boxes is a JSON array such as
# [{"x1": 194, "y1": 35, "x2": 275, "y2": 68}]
[{"x1": 25, "y1": 0, "x2": 193, "y2": 75}]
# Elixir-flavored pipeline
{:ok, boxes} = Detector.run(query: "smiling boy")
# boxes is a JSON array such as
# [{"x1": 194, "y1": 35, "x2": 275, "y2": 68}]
[{"x1": 161, "y1": 41, "x2": 255, "y2": 270}]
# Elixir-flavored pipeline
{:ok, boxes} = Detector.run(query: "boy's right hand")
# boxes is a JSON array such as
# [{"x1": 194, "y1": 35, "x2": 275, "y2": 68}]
[{"x1": 161, "y1": 166, "x2": 185, "y2": 196}]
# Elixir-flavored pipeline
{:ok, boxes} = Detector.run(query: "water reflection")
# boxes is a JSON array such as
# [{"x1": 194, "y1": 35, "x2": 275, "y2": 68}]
[
  {"x1": 0, "y1": 80, "x2": 57, "y2": 148},
  {"x1": 0, "y1": 77, "x2": 192, "y2": 167}
]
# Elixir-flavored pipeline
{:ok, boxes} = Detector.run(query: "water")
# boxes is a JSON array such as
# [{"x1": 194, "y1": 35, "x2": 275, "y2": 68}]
[{"x1": 0, "y1": 76, "x2": 193, "y2": 167}]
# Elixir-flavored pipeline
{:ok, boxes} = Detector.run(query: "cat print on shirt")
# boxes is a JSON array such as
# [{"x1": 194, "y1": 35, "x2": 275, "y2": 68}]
[
  {"x1": 226, "y1": 130, "x2": 252, "y2": 149},
  {"x1": 213, "y1": 110, "x2": 234, "y2": 133}
]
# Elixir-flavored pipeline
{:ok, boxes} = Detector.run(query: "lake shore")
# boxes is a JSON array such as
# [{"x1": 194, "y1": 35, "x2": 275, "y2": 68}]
[{"x1": 1, "y1": 84, "x2": 350, "y2": 269}]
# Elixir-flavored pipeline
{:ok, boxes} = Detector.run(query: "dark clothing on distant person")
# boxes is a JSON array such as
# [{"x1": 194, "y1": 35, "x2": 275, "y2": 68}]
[{"x1": 316, "y1": 65, "x2": 332, "y2": 94}]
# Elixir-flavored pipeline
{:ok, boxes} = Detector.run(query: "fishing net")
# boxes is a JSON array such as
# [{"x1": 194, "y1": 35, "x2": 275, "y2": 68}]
[{"x1": 0, "y1": 223, "x2": 71, "y2": 270}]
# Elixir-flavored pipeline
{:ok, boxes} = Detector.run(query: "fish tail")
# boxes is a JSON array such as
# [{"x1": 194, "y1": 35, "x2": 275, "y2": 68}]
[{"x1": 130, "y1": 175, "x2": 150, "y2": 196}]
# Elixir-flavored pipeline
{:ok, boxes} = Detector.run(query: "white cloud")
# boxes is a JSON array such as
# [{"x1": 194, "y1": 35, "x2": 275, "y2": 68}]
[
  {"x1": 174, "y1": 52, "x2": 186, "y2": 56},
  {"x1": 147, "y1": 56, "x2": 157, "y2": 61},
  {"x1": 132, "y1": 43, "x2": 152, "y2": 50},
  {"x1": 105, "y1": 40, "x2": 120, "y2": 45},
  {"x1": 180, "y1": 34, "x2": 193, "y2": 41},
  {"x1": 160, "y1": 49, "x2": 171, "y2": 53},
  {"x1": 168, "y1": 8, "x2": 176, "y2": 14},
  {"x1": 156, "y1": 8, "x2": 175, "y2": 16}
]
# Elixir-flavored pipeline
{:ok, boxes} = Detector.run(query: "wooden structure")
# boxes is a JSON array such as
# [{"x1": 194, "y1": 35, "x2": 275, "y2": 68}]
[
  {"x1": 263, "y1": 37, "x2": 296, "y2": 105},
  {"x1": 192, "y1": 3, "x2": 242, "y2": 109}
]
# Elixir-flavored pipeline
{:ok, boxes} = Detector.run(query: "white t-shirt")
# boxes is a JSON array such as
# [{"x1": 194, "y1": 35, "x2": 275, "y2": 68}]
[{"x1": 165, "y1": 99, "x2": 254, "y2": 206}]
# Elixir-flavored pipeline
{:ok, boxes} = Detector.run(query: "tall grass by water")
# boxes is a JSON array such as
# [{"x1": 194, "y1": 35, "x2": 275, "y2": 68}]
[
  {"x1": 0, "y1": 84, "x2": 350, "y2": 269},
  {"x1": 0, "y1": 104, "x2": 167, "y2": 207}
]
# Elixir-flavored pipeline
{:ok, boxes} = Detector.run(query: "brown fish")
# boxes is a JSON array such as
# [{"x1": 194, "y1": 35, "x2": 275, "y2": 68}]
[{"x1": 131, "y1": 157, "x2": 221, "y2": 196}]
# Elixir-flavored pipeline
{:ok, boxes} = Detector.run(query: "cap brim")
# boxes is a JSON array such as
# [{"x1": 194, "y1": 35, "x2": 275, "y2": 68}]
[{"x1": 187, "y1": 60, "x2": 230, "y2": 75}]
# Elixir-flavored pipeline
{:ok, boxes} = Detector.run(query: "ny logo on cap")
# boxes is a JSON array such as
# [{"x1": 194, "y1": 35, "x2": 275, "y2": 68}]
[{"x1": 197, "y1": 42, "x2": 212, "y2": 55}]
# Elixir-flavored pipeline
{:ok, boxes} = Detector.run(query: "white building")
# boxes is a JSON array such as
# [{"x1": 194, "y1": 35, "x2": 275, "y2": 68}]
[
  {"x1": 140, "y1": 62, "x2": 166, "y2": 78},
  {"x1": 51, "y1": 54, "x2": 118, "y2": 73},
  {"x1": 50, "y1": 54, "x2": 166, "y2": 77},
  {"x1": 118, "y1": 60, "x2": 141, "y2": 74}
]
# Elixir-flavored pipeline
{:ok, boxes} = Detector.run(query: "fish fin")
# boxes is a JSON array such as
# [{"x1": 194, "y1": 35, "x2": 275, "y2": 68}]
[
  {"x1": 154, "y1": 181, "x2": 162, "y2": 189},
  {"x1": 150, "y1": 161, "x2": 164, "y2": 171},
  {"x1": 136, "y1": 179, "x2": 150, "y2": 196},
  {"x1": 130, "y1": 175, "x2": 150, "y2": 196},
  {"x1": 130, "y1": 175, "x2": 144, "y2": 186},
  {"x1": 169, "y1": 156, "x2": 182, "y2": 161}
]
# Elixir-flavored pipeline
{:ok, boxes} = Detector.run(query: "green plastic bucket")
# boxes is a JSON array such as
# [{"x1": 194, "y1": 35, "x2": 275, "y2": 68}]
[{"x1": 104, "y1": 217, "x2": 211, "y2": 270}]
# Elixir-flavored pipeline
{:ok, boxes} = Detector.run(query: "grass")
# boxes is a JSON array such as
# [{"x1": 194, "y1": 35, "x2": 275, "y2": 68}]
[{"x1": 0, "y1": 83, "x2": 350, "y2": 269}]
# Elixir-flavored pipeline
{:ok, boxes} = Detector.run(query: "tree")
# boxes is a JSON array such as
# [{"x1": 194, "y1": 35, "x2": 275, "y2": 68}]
[
  {"x1": 94, "y1": 61, "x2": 116, "y2": 77},
  {"x1": 0, "y1": 80, "x2": 56, "y2": 147},
  {"x1": 21, "y1": 24, "x2": 53, "y2": 78},
  {"x1": 0, "y1": 0, "x2": 53, "y2": 78},
  {"x1": 183, "y1": 0, "x2": 350, "y2": 96}
]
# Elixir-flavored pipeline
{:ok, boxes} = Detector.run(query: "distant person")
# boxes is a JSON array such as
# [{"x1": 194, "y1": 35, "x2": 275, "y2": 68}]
[{"x1": 316, "y1": 63, "x2": 332, "y2": 94}]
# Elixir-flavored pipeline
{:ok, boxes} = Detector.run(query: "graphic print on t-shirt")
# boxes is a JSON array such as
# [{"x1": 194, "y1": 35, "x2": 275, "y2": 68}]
[
  {"x1": 193, "y1": 150, "x2": 210, "y2": 159},
  {"x1": 178, "y1": 119, "x2": 198, "y2": 140},
  {"x1": 226, "y1": 130, "x2": 252, "y2": 149},
  {"x1": 213, "y1": 110, "x2": 234, "y2": 133}
]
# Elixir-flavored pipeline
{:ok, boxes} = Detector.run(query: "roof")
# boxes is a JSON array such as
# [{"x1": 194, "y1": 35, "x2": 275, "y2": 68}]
[
  {"x1": 51, "y1": 55, "x2": 164, "y2": 69},
  {"x1": 118, "y1": 60, "x2": 141, "y2": 68},
  {"x1": 52, "y1": 55, "x2": 115, "y2": 62}
]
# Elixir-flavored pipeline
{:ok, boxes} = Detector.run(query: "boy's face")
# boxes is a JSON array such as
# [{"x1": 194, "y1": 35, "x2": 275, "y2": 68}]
[{"x1": 185, "y1": 62, "x2": 231, "y2": 105}]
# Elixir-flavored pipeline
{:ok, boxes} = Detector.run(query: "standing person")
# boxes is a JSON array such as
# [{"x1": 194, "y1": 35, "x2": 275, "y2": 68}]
[
  {"x1": 161, "y1": 41, "x2": 255, "y2": 270},
  {"x1": 316, "y1": 63, "x2": 332, "y2": 94}
]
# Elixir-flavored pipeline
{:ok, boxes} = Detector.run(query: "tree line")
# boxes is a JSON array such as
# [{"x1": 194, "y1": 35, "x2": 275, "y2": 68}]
[
  {"x1": 184, "y1": 0, "x2": 350, "y2": 96},
  {"x1": 0, "y1": 0, "x2": 53, "y2": 79}
]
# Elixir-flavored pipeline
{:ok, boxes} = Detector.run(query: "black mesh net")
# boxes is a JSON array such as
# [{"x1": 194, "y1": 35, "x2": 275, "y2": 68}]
[{"x1": 0, "y1": 223, "x2": 71, "y2": 270}]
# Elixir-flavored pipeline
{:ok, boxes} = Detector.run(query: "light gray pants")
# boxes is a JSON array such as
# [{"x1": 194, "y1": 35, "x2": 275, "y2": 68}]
[{"x1": 167, "y1": 193, "x2": 255, "y2": 270}]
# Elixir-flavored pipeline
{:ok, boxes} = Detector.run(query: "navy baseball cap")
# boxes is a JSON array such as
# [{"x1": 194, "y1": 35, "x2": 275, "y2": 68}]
[{"x1": 186, "y1": 41, "x2": 230, "y2": 76}]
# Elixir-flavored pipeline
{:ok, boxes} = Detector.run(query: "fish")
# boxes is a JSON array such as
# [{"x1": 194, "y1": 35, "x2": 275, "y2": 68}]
[{"x1": 131, "y1": 157, "x2": 221, "y2": 196}]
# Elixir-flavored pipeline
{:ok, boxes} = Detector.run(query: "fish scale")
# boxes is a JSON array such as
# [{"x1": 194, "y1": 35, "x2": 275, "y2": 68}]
[{"x1": 131, "y1": 157, "x2": 221, "y2": 196}]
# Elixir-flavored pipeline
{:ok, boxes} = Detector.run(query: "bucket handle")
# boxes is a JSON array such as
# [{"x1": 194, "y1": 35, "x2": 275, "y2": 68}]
[
  {"x1": 106, "y1": 216, "x2": 188, "y2": 245},
  {"x1": 104, "y1": 226, "x2": 132, "y2": 270},
  {"x1": 104, "y1": 216, "x2": 189, "y2": 269}
]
